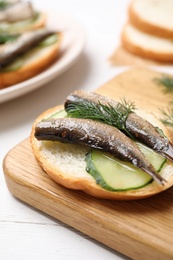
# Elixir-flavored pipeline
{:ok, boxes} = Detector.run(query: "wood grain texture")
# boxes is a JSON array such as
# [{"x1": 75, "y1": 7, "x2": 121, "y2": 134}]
[
  {"x1": 97, "y1": 67, "x2": 172, "y2": 113},
  {"x1": 109, "y1": 46, "x2": 173, "y2": 66},
  {"x1": 3, "y1": 68, "x2": 173, "y2": 260}
]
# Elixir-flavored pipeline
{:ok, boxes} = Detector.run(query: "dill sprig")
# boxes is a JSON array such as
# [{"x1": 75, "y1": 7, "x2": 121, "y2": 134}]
[
  {"x1": 0, "y1": 33, "x2": 19, "y2": 44},
  {"x1": 0, "y1": 1, "x2": 8, "y2": 10},
  {"x1": 155, "y1": 74, "x2": 173, "y2": 93},
  {"x1": 66, "y1": 98, "x2": 136, "y2": 138},
  {"x1": 159, "y1": 107, "x2": 173, "y2": 127}
]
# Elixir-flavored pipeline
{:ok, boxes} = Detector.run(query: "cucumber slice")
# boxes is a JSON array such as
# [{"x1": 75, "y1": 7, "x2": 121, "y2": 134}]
[
  {"x1": 48, "y1": 109, "x2": 67, "y2": 119},
  {"x1": 0, "y1": 12, "x2": 39, "y2": 33},
  {"x1": 0, "y1": 33, "x2": 19, "y2": 44},
  {"x1": 136, "y1": 143, "x2": 166, "y2": 173},
  {"x1": 38, "y1": 34, "x2": 58, "y2": 47},
  {"x1": 86, "y1": 145, "x2": 166, "y2": 191}
]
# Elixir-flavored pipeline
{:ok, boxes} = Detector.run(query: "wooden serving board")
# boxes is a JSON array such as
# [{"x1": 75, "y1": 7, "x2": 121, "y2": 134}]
[{"x1": 3, "y1": 68, "x2": 173, "y2": 260}]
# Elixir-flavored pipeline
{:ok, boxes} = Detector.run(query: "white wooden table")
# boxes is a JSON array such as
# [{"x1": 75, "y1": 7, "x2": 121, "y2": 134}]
[{"x1": 1, "y1": 1, "x2": 171, "y2": 259}]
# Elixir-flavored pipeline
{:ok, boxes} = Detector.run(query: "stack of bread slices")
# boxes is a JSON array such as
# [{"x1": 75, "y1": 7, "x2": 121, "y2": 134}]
[{"x1": 111, "y1": 0, "x2": 173, "y2": 66}]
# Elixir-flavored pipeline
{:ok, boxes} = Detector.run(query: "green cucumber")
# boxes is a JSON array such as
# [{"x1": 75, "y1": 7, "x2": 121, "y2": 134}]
[
  {"x1": 85, "y1": 144, "x2": 166, "y2": 191},
  {"x1": 0, "y1": 33, "x2": 19, "y2": 44},
  {"x1": 38, "y1": 34, "x2": 58, "y2": 47},
  {"x1": 1, "y1": 58, "x2": 24, "y2": 72},
  {"x1": 0, "y1": 12, "x2": 39, "y2": 33},
  {"x1": 48, "y1": 109, "x2": 67, "y2": 119},
  {"x1": 136, "y1": 143, "x2": 166, "y2": 173}
]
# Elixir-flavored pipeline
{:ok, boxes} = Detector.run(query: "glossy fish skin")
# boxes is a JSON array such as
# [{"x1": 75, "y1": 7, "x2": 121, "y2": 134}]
[
  {"x1": 65, "y1": 91, "x2": 173, "y2": 162},
  {"x1": 0, "y1": 29, "x2": 55, "y2": 68},
  {"x1": 35, "y1": 117, "x2": 165, "y2": 185},
  {"x1": 0, "y1": 1, "x2": 34, "y2": 22}
]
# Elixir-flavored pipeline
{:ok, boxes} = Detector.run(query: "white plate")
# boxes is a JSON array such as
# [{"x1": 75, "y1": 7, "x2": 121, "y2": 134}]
[{"x1": 0, "y1": 12, "x2": 86, "y2": 103}]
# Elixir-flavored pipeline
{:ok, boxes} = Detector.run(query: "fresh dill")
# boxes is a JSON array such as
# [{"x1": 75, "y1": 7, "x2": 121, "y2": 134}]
[
  {"x1": 0, "y1": 1, "x2": 8, "y2": 10},
  {"x1": 66, "y1": 98, "x2": 136, "y2": 138},
  {"x1": 159, "y1": 107, "x2": 173, "y2": 127},
  {"x1": 155, "y1": 74, "x2": 173, "y2": 93},
  {"x1": 0, "y1": 33, "x2": 19, "y2": 44},
  {"x1": 154, "y1": 74, "x2": 173, "y2": 125}
]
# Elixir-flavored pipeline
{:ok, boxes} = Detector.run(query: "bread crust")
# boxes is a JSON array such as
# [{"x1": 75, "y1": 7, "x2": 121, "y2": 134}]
[
  {"x1": 121, "y1": 24, "x2": 173, "y2": 62},
  {"x1": 0, "y1": 33, "x2": 62, "y2": 88},
  {"x1": 30, "y1": 105, "x2": 173, "y2": 200},
  {"x1": 129, "y1": 0, "x2": 173, "y2": 39},
  {"x1": 0, "y1": 12, "x2": 47, "y2": 34}
]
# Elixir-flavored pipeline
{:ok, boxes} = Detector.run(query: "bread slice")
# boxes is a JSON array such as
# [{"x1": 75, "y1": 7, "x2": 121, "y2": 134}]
[
  {"x1": 0, "y1": 32, "x2": 62, "y2": 88},
  {"x1": 30, "y1": 105, "x2": 173, "y2": 201},
  {"x1": 0, "y1": 12, "x2": 47, "y2": 34},
  {"x1": 129, "y1": 0, "x2": 173, "y2": 39},
  {"x1": 121, "y1": 23, "x2": 173, "y2": 62}
]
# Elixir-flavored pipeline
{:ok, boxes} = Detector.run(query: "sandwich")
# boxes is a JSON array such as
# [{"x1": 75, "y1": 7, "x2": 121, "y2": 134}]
[
  {"x1": 30, "y1": 91, "x2": 173, "y2": 200},
  {"x1": 0, "y1": 28, "x2": 62, "y2": 88},
  {"x1": 0, "y1": 0, "x2": 46, "y2": 34}
]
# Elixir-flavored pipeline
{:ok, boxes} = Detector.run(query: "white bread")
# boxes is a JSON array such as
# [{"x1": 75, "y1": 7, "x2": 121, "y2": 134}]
[
  {"x1": 30, "y1": 105, "x2": 173, "y2": 201},
  {"x1": 129, "y1": 0, "x2": 173, "y2": 38},
  {"x1": 121, "y1": 23, "x2": 173, "y2": 62},
  {"x1": 0, "y1": 32, "x2": 62, "y2": 88},
  {"x1": 111, "y1": 0, "x2": 173, "y2": 65},
  {"x1": 0, "y1": 12, "x2": 47, "y2": 34}
]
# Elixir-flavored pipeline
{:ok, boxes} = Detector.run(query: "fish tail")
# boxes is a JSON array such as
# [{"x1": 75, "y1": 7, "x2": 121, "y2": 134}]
[
  {"x1": 162, "y1": 142, "x2": 173, "y2": 162},
  {"x1": 141, "y1": 166, "x2": 166, "y2": 186}
]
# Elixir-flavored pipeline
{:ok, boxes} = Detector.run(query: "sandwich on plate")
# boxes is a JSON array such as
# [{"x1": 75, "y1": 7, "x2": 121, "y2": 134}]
[
  {"x1": 30, "y1": 91, "x2": 173, "y2": 200},
  {"x1": 0, "y1": 28, "x2": 62, "y2": 88},
  {"x1": 0, "y1": 0, "x2": 46, "y2": 34}
]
